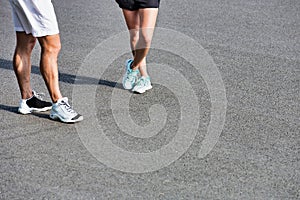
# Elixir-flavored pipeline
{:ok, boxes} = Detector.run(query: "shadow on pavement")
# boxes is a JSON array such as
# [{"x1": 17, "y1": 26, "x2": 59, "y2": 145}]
[
  {"x1": 0, "y1": 104, "x2": 50, "y2": 120},
  {"x1": 0, "y1": 58, "x2": 122, "y2": 89},
  {"x1": 0, "y1": 58, "x2": 124, "y2": 121},
  {"x1": 0, "y1": 104, "x2": 18, "y2": 113}
]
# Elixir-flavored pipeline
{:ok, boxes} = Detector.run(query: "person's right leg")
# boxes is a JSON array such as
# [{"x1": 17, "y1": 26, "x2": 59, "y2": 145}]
[
  {"x1": 121, "y1": 9, "x2": 142, "y2": 89},
  {"x1": 122, "y1": 9, "x2": 147, "y2": 77},
  {"x1": 14, "y1": 32, "x2": 54, "y2": 114},
  {"x1": 13, "y1": 32, "x2": 36, "y2": 99},
  {"x1": 122, "y1": 9, "x2": 140, "y2": 55},
  {"x1": 37, "y1": 34, "x2": 62, "y2": 103}
]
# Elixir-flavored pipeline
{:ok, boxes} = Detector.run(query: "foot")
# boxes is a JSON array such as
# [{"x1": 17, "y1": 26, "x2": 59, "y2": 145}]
[
  {"x1": 122, "y1": 59, "x2": 139, "y2": 90},
  {"x1": 132, "y1": 76, "x2": 152, "y2": 94},
  {"x1": 50, "y1": 97, "x2": 83, "y2": 123},
  {"x1": 18, "y1": 91, "x2": 52, "y2": 114}
]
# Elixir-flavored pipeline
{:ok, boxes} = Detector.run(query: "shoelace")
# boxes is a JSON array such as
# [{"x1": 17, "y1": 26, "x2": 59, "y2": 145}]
[
  {"x1": 136, "y1": 78, "x2": 147, "y2": 87},
  {"x1": 33, "y1": 91, "x2": 46, "y2": 100},
  {"x1": 126, "y1": 70, "x2": 137, "y2": 81},
  {"x1": 60, "y1": 100, "x2": 75, "y2": 113}
]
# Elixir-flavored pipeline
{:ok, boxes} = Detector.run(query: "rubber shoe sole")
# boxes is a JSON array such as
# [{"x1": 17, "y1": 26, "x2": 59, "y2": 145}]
[
  {"x1": 50, "y1": 113, "x2": 83, "y2": 123},
  {"x1": 133, "y1": 85, "x2": 153, "y2": 94},
  {"x1": 18, "y1": 106, "x2": 52, "y2": 115}
]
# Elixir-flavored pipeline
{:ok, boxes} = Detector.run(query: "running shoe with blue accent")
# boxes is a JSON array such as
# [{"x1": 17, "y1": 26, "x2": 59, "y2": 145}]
[
  {"x1": 132, "y1": 76, "x2": 152, "y2": 94},
  {"x1": 122, "y1": 59, "x2": 139, "y2": 90}
]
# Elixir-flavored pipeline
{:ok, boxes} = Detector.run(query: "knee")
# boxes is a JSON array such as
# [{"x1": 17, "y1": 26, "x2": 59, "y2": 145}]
[
  {"x1": 130, "y1": 29, "x2": 139, "y2": 44},
  {"x1": 16, "y1": 38, "x2": 36, "y2": 54},
  {"x1": 27, "y1": 38, "x2": 36, "y2": 51},
  {"x1": 43, "y1": 41, "x2": 61, "y2": 55},
  {"x1": 139, "y1": 31, "x2": 153, "y2": 48}
]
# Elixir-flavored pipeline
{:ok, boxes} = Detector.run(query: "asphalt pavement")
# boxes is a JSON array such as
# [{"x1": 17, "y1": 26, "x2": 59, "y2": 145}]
[{"x1": 0, "y1": 0, "x2": 299, "y2": 199}]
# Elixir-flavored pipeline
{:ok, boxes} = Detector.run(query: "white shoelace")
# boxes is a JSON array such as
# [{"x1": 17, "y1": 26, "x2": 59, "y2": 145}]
[
  {"x1": 60, "y1": 100, "x2": 75, "y2": 113},
  {"x1": 32, "y1": 91, "x2": 45, "y2": 100},
  {"x1": 126, "y1": 70, "x2": 137, "y2": 81},
  {"x1": 136, "y1": 78, "x2": 147, "y2": 87}
]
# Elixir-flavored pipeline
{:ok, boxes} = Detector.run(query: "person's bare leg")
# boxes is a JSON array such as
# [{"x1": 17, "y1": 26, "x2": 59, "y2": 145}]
[
  {"x1": 132, "y1": 8, "x2": 158, "y2": 77},
  {"x1": 37, "y1": 34, "x2": 62, "y2": 103},
  {"x1": 122, "y1": 9, "x2": 139, "y2": 55},
  {"x1": 122, "y1": 9, "x2": 147, "y2": 76},
  {"x1": 13, "y1": 32, "x2": 36, "y2": 99}
]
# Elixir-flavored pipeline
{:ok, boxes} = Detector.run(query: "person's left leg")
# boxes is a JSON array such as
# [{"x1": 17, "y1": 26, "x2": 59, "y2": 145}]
[
  {"x1": 37, "y1": 34, "x2": 62, "y2": 103},
  {"x1": 121, "y1": 7, "x2": 158, "y2": 92},
  {"x1": 38, "y1": 34, "x2": 83, "y2": 123},
  {"x1": 131, "y1": 8, "x2": 158, "y2": 77},
  {"x1": 130, "y1": 8, "x2": 158, "y2": 93},
  {"x1": 37, "y1": 34, "x2": 83, "y2": 122}
]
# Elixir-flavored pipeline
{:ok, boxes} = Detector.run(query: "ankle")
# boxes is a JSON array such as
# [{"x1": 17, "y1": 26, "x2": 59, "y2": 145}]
[
  {"x1": 131, "y1": 61, "x2": 139, "y2": 71},
  {"x1": 141, "y1": 75, "x2": 150, "y2": 79},
  {"x1": 51, "y1": 95, "x2": 63, "y2": 103},
  {"x1": 21, "y1": 90, "x2": 33, "y2": 100}
]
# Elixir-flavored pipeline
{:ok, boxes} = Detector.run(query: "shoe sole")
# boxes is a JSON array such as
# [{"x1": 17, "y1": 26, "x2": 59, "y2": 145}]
[
  {"x1": 133, "y1": 85, "x2": 153, "y2": 94},
  {"x1": 18, "y1": 106, "x2": 52, "y2": 115},
  {"x1": 50, "y1": 113, "x2": 83, "y2": 123}
]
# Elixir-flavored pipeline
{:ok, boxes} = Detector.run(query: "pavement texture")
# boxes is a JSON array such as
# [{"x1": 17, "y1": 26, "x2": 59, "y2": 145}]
[{"x1": 0, "y1": 0, "x2": 299, "y2": 199}]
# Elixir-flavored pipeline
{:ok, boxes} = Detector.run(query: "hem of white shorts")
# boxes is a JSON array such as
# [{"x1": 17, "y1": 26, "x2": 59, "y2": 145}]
[
  {"x1": 14, "y1": 27, "x2": 25, "y2": 32},
  {"x1": 14, "y1": 27, "x2": 59, "y2": 37}
]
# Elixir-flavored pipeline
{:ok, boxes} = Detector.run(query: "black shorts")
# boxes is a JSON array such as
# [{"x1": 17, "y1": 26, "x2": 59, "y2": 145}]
[{"x1": 116, "y1": 0, "x2": 160, "y2": 11}]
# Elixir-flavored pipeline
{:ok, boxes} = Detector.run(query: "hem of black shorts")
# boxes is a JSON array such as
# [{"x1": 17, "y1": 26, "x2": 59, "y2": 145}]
[{"x1": 120, "y1": 6, "x2": 159, "y2": 11}]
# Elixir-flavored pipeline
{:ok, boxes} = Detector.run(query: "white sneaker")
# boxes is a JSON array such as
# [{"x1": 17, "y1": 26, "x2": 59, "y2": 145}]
[
  {"x1": 132, "y1": 76, "x2": 152, "y2": 94},
  {"x1": 50, "y1": 97, "x2": 83, "y2": 123},
  {"x1": 18, "y1": 91, "x2": 52, "y2": 114},
  {"x1": 122, "y1": 59, "x2": 139, "y2": 90}
]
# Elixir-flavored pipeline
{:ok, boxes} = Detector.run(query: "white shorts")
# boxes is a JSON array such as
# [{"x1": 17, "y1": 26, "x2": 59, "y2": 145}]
[{"x1": 9, "y1": 0, "x2": 59, "y2": 37}]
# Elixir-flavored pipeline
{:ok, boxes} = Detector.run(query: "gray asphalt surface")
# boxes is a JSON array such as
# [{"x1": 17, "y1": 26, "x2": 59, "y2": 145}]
[{"x1": 1, "y1": 0, "x2": 299, "y2": 199}]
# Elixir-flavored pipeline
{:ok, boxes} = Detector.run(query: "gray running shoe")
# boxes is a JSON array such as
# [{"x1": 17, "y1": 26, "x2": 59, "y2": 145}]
[{"x1": 50, "y1": 97, "x2": 83, "y2": 123}]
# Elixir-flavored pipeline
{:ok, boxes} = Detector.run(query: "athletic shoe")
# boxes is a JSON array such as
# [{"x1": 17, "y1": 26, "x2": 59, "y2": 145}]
[
  {"x1": 122, "y1": 59, "x2": 139, "y2": 90},
  {"x1": 18, "y1": 91, "x2": 52, "y2": 114},
  {"x1": 50, "y1": 97, "x2": 83, "y2": 123},
  {"x1": 132, "y1": 76, "x2": 152, "y2": 94}
]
